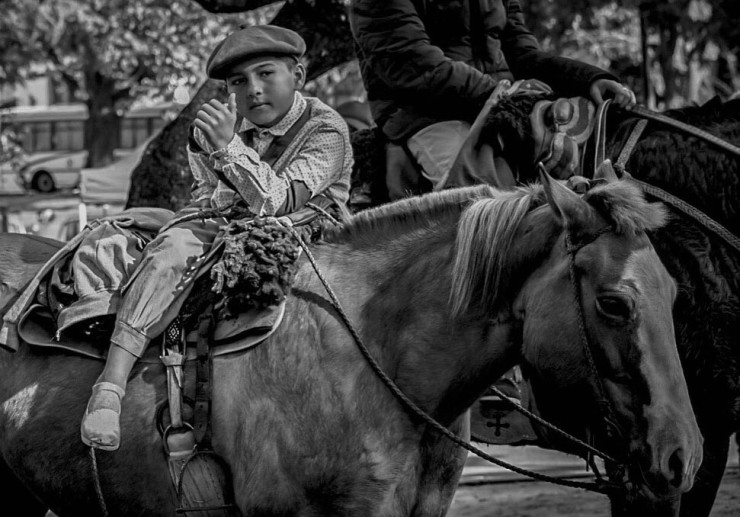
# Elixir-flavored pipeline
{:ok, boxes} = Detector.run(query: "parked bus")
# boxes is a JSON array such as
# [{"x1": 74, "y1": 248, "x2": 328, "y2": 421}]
[{"x1": 0, "y1": 103, "x2": 172, "y2": 193}]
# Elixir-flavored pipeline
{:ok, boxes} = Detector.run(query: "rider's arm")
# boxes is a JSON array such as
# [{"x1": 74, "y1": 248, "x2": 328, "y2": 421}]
[
  {"x1": 350, "y1": 0, "x2": 497, "y2": 113},
  {"x1": 501, "y1": 0, "x2": 616, "y2": 97},
  {"x1": 187, "y1": 127, "x2": 218, "y2": 204},
  {"x1": 207, "y1": 126, "x2": 347, "y2": 217}
]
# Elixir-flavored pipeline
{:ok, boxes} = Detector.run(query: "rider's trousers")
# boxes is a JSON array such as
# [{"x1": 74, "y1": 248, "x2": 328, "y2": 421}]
[{"x1": 110, "y1": 208, "x2": 226, "y2": 358}]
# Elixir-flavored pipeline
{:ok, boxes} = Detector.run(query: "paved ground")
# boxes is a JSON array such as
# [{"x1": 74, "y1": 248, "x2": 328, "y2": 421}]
[{"x1": 449, "y1": 435, "x2": 740, "y2": 516}]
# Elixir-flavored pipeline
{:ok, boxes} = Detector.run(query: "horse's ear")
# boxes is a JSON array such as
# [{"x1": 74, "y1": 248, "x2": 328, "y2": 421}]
[
  {"x1": 594, "y1": 159, "x2": 618, "y2": 182},
  {"x1": 539, "y1": 166, "x2": 587, "y2": 226}
]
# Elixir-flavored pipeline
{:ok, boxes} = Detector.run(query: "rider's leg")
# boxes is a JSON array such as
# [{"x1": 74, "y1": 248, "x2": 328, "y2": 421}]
[
  {"x1": 80, "y1": 345, "x2": 137, "y2": 450},
  {"x1": 406, "y1": 120, "x2": 470, "y2": 188},
  {"x1": 81, "y1": 213, "x2": 224, "y2": 450}
]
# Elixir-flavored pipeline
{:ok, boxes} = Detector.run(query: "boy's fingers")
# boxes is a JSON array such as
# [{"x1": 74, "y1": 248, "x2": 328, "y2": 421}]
[
  {"x1": 195, "y1": 110, "x2": 217, "y2": 126},
  {"x1": 193, "y1": 119, "x2": 212, "y2": 134},
  {"x1": 228, "y1": 93, "x2": 237, "y2": 113},
  {"x1": 208, "y1": 99, "x2": 228, "y2": 111},
  {"x1": 200, "y1": 103, "x2": 226, "y2": 119}
]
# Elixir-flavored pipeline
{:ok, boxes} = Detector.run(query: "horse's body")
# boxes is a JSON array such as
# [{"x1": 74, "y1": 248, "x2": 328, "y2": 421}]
[
  {"x1": 0, "y1": 179, "x2": 701, "y2": 516},
  {"x1": 483, "y1": 95, "x2": 740, "y2": 517}
]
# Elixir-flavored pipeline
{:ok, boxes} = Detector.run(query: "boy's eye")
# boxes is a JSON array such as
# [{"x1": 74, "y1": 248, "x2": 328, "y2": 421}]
[
  {"x1": 260, "y1": 71, "x2": 273, "y2": 78},
  {"x1": 228, "y1": 78, "x2": 245, "y2": 86}
]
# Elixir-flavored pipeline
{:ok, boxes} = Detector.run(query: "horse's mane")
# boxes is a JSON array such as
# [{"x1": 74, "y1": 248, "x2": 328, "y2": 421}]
[
  {"x1": 324, "y1": 184, "x2": 497, "y2": 245},
  {"x1": 450, "y1": 185, "x2": 543, "y2": 317},
  {"x1": 328, "y1": 177, "x2": 665, "y2": 319},
  {"x1": 450, "y1": 180, "x2": 666, "y2": 317}
]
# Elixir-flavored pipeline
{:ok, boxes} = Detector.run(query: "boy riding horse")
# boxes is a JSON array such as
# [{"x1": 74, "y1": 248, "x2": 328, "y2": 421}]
[{"x1": 81, "y1": 25, "x2": 353, "y2": 451}]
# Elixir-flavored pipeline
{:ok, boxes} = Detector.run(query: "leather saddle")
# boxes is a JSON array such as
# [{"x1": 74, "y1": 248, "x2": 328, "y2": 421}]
[
  {"x1": 12, "y1": 196, "x2": 338, "y2": 363},
  {"x1": 17, "y1": 301, "x2": 285, "y2": 364}
]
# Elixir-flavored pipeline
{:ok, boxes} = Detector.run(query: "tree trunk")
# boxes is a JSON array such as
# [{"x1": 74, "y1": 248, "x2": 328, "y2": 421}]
[
  {"x1": 126, "y1": 79, "x2": 223, "y2": 210},
  {"x1": 84, "y1": 73, "x2": 120, "y2": 168},
  {"x1": 656, "y1": 25, "x2": 680, "y2": 108},
  {"x1": 126, "y1": 0, "x2": 355, "y2": 210}
]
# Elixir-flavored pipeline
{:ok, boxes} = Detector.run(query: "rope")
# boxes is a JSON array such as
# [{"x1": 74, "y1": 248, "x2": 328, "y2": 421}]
[
  {"x1": 622, "y1": 174, "x2": 740, "y2": 255},
  {"x1": 615, "y1": 119, "x2": 648, "y2": 170},
  {"x1": 305, "y1": 202, "x2": 341, "y2": 226},
  {"x1": 564, "y1": 230, "x2": 623, "y2": 443},
  {"x1": 627, "y1": 104, "x2": 740, "y2": 158},
  {"x1": 287, "y1": 225, "x2": 621, "y2": 495},
  {"x1": 90, "y1": 448, "x2": 109, "y2": 517},
  {"x1": 481, "y1": 384, "x2": 616, "y2": 463}
]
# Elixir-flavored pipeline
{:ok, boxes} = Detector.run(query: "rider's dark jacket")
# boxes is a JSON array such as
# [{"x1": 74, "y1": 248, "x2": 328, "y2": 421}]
[{"x1": 349, "y1": 0, "x2": 616, "y2": 142}]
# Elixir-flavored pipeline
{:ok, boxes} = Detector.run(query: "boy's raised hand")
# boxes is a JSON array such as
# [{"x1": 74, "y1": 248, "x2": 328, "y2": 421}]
[{"x1": 194, "y1": 92, "x2": 238, "y2": 151}]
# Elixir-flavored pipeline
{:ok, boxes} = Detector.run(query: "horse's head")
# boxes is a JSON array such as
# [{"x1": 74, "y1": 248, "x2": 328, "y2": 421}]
[{"x1": 481, "y1": 168, "x2": 702, "y2": 508}]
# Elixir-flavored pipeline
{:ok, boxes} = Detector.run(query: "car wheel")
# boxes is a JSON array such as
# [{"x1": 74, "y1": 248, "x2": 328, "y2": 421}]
[{"x1": 32, "y1": 171, "x2": 55, "y2": 193}]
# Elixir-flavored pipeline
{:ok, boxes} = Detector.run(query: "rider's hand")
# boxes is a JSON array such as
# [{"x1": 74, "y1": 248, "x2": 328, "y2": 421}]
[
  {"x1": 194, "y1": 93, "x2": 238, "y2": 151},
  {"x1": 589, "y1": 79, "x2": 636, "y2": 109}
]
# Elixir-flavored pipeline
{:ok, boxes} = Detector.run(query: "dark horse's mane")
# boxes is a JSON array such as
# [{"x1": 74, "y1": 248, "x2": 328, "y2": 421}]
[{"x1": 607, "y1": 97, "x2": 740, "y2": 236}]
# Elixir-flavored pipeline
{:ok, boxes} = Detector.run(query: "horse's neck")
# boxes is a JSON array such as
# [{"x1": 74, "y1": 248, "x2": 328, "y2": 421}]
[{"x1": 316, "y1": 220, "x2": 520, "y2": 422}]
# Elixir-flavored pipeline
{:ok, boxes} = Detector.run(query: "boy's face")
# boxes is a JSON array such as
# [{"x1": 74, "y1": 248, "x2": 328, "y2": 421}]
[{"x1": 225, "y1": 56, "x2": 306, "y2": 128}]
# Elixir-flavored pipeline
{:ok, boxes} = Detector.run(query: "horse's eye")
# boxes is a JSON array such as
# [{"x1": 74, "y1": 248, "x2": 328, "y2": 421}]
[{"x1": 596, "y1": 295, "x2": 635, "y2": 322}]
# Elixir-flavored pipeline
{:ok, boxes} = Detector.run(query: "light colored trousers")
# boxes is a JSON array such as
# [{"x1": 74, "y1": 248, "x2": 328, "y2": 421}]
[
  {"x1": 406, "y1": 120, "x2": 471, "y2": 188},
  {"x1": 111, "y1": 208, "x2": 226, "y2": 358}
]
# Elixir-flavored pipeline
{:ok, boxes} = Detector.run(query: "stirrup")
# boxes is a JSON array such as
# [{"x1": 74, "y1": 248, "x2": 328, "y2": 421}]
[{"x1": 81, "y1": 381, "x2": 125, "y2": 451}]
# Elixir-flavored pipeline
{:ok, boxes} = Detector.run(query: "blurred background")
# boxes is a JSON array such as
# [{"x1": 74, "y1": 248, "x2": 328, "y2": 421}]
[{"x1": 0, "y1": 0, "x2": 738, "y2": 239}]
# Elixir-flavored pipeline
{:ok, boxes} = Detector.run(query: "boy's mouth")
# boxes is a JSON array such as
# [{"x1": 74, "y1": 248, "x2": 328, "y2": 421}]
[{"x1": 250, "y1": 102, "x2": 270, "y2": 110}]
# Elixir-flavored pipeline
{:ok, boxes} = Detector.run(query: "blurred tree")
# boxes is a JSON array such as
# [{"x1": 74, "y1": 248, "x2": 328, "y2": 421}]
[
  {"x1": 0, "y1": 0, "x2": 252, "y2": 168},
  {"x1": 522, "y1": 0, "x2": 740, "y2": 108}
]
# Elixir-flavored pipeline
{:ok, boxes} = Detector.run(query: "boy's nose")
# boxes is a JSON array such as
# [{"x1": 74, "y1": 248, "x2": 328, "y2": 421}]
[{"x1": 247, "y1": 81, "x2": 264, "y2": 97}]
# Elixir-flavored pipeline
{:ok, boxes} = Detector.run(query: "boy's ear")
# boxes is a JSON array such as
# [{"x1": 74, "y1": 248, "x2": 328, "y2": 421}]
[{"x1": 294, "y1": 62, "x2": 306, "y2": 90}]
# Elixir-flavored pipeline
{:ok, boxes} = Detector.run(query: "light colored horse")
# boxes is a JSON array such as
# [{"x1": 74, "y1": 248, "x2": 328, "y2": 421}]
[{"x1": 0, "y1": 174, "x2": 701, "y2": 516}]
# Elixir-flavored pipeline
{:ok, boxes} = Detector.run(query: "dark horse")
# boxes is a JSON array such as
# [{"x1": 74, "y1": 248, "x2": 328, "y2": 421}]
[
  {"x1": 475, "y1": 94, "x2": 740, "y2": 517},
  {"x1": 0, "y1": 174, "x2": 701, "y2": 515}
]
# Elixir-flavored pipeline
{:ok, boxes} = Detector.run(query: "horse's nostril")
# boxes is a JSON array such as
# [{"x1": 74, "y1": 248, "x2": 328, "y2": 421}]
[{"x1": 667, "y1": 448, "x2": 685, "y2": 488}]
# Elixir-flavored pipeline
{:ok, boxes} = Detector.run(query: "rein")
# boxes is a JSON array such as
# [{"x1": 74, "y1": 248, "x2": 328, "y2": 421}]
[
  {"x1": 286, "y1": 224, "x2": 624, "y2": 496},
  {"x1": 628, "y1": 104, "x2": 740, "y2": 158},
  {"x1": 564, "y1": 227, "x2": 625, "y2": 449}
]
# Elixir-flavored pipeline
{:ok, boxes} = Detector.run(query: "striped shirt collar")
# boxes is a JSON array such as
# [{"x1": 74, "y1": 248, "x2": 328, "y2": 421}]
[{"x1": 237, "y1": 92, "x2": 306, "y2": 136}]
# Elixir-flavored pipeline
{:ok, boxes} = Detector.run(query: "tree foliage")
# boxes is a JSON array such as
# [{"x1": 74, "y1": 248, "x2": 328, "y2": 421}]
[
  {"x1": 0, "y1": 0, "x2": 255, "y2": 167},
  {"x1": 522, "y1": 0, "x2": 740, "y2": 107}
]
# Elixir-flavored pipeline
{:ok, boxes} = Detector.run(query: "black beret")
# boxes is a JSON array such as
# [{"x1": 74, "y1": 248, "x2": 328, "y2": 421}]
[{"x1": 207, "y1": 25, "x2": 306, "y2": 80}]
